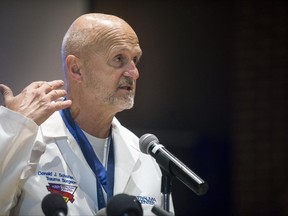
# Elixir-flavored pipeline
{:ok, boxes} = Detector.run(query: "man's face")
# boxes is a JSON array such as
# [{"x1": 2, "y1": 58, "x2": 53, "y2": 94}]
[{"x1": 80, "y1": 27, "x2": 142, "y2": 112}]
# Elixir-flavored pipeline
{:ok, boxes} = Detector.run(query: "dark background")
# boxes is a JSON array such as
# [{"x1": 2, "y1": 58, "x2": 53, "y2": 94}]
[
  {"x1": 89, "y1": 1, "x2": 288, "y2": 216},
  {"x1": 90, "y1": 1, "x2": 232, "y2": 215}
]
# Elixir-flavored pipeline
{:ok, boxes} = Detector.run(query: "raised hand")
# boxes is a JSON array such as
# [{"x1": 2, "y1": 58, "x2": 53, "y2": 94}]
[{"x1": 0, "y1": 80, "x2": 72, "y2": 125}]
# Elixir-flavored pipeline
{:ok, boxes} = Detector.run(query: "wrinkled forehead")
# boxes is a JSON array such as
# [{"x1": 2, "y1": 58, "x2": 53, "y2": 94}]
[
  {"x1": 95, "y1": 24, "x2": 139, "y2": 53},
  {"x1": 85, "y1": 16, "x2": 140, "y2": 55}
]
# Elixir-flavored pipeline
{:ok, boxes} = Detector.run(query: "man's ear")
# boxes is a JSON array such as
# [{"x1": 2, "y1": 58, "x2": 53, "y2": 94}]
[{"x1": 66, "y1": 55, "x2": 82, "y2": 81}]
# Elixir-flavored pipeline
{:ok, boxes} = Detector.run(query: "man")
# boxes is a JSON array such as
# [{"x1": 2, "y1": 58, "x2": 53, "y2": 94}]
[{"x1": 0, "y1": 13, "x2": 173, "y2": 215}]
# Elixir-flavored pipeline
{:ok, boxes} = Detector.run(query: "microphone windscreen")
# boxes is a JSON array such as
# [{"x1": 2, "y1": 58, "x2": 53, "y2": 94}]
[
  {"x1": 139, "y1": 133, "x2": 158, "y2": 154},
  {"x1": 41, "y1": 193, "x2": 68, "y2": 216},
  {"x1": 106, "y1": 193, "x2": 143, "y2": 216}
]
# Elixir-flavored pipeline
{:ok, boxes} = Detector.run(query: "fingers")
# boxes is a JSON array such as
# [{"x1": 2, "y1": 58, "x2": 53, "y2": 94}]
[
  {"x1": 31, "y1": 80, "x2": 64, "y2": 93},
  {"x1": 53, "y1": 99, "x2": 72, "y2": 111},
  {"x1": 0, "y1": 84, "x2": 14, "y2": 104},
  {"x1": 0, "y1": 80, "x2": 71, "y2": 125},
  {"x1": 46, "y1": 89, "x2": 67, "y2": 102},
  {"x1": 0, "y1": 84, "x2": 14, "y2": 97},
  {"x1": 41, "y1": 80, "x2": 67, "y2": 102},
  {"x1": 27, "y1": 81, "x2": 52, "y2": 89},
  {"x1": 38, "y1": 80, "x2": 72, "y2": 112},
  {"x1": 44, "y1": 80, "x2": 65, "y2": 92},
  {"x1": 26, "y1": 80, "x2": 64, "y2": 90}
]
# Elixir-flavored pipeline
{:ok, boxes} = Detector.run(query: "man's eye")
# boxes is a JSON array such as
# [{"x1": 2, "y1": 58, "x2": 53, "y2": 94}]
[
  {"x1": 112, "y1": 55, "x2": 126, "y2": 67},
  {"x1": 111, "y1": 54, "x2": 139, "y2": 67},
  {"x1": 133, "y1": 56, "x2": 140, "y2": 65},
  {"x1": 115, "y1": 55, "x2": 122, "y2": 62}
]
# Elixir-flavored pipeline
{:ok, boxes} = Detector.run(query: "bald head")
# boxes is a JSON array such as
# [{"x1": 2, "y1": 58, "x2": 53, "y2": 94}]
[{"x1": 61, "y1": 13, "x2": 139, "y2": 72}]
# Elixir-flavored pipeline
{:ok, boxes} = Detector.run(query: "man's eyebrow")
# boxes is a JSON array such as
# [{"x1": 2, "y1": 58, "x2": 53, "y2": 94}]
[{"x1": 109, "y1": 46, "x2": 142, "y2": 56}]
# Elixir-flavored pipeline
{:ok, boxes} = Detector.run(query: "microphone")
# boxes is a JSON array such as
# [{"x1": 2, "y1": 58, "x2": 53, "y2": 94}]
[
  {"x1": 106, "y1": 193, "x2": 143, "y2": 216},
  {"x1": 41, "y1": 193, "x2": 68, "y2": 216},
  {"x1": 152, "y1": 205, "x2": 174, "y2": 216},
  {"x1": 139, "y1": 134, "x2": 208, "y2": 195}
]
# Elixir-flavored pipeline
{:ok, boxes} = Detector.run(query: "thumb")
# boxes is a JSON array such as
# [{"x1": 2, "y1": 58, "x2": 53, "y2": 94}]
[{"x1": 0, "y1": 84, "x2": 14, "y2": 103}]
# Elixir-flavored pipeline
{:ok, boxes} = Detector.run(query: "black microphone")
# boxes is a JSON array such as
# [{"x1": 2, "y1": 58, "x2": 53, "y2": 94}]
[
  {"x1": 106, "y1": 193, "x2": 143, "y2": 216},
  {"x1": 152, "y1": 205, "x2": 174, "y2": 216},
  {"x1": 139, "y1": 134, "x2": 208, "y2": 195},
  {"x1": 41, "y1": 193, "x2": 68, "y2": 216}
]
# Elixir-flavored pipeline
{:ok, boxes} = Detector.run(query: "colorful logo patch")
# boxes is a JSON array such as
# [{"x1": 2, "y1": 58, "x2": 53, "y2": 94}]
[
  {"x1": 46, "y1": 183, "x2": 77, "y2": 203},
  {"x1": 38, "y1": 170, "x2": 78, "y2": 203}
]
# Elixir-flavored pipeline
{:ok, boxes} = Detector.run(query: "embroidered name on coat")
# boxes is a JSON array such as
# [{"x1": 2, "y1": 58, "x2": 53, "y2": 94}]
[
  {"x1": 136, "y1": 196, "x2": 157, "y2": 205},
  {"x1": 38, "y1": 170, "x2": 78, "y2": 203}
]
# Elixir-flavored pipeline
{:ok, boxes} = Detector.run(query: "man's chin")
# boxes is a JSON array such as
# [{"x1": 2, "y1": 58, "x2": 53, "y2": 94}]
[
  {"x1": 116, "y1": 99, "x2": 134, "y2": 111},
  {"x1": 121, "y1": 103, "x2": 134, "y2": 110}
]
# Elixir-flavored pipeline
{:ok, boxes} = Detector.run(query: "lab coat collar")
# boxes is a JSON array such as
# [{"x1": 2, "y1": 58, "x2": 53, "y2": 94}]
[
  {"x1": 40, "y1": 111, "x2": 67, "y2": 137},
  {"x1": 41, "y1": 111, "x2": 141, "y2": 196}
]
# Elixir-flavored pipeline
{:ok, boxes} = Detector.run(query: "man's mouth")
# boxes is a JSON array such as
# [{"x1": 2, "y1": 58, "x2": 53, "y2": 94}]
[
  {"x1": 118, "y1": 77, "x2": 134, "y2": 92},
  {"x1": 119, "y1": 85, "x2": 133, "y2": 91}
]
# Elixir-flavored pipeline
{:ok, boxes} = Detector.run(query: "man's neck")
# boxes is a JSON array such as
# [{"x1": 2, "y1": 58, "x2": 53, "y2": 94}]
[{"x1": 70, "y1": 104, "x2": 116, "y2": 138}]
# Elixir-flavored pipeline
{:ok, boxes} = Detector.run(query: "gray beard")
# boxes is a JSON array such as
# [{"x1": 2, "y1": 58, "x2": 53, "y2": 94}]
[{"x1": 107, "y1": 92, "x2": 135, "y2": 110}]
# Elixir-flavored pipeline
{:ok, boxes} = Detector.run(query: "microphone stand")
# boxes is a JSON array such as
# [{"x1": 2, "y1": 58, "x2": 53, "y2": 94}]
[
  {"x1": 160, "y1": 168, "x2": 172, "y2": 212},
  {"x1": 152, "y1": 205, "x2": 174, "y2": 216},
  {"x1": 153, "y1": 168, "x2": 174, "y2": 216}
]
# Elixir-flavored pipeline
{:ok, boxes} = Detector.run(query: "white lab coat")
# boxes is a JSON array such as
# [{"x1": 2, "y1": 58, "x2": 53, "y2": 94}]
[{"x1": 0, "y1": 106, "x2": 173, "y2": 215}]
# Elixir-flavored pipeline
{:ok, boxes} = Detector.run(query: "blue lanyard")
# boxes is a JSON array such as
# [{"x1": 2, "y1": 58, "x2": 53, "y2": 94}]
[{"x1": 59, "y1": 108, "x2": 114, "y2": 209}]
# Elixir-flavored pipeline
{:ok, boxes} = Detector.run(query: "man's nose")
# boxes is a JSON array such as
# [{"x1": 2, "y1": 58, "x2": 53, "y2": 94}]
[{"x1": 123, "y1": 61, "x2": 139, "y2": 80}]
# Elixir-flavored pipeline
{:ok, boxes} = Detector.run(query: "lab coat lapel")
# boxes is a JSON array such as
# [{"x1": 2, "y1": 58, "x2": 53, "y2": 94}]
[
  {"x1": 41, "y1": 112, "x2": 98, "y2": 208},
  {"x1": 112, "y1": 120, "x2": 140, "y2": 194},
  {"x1": 56, "y1": 136, "x2": 98, "y2": 208}
]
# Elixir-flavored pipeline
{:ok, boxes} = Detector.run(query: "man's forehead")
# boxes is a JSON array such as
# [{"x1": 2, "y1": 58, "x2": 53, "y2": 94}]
[
  {"x1": 109, "y1": 43, "x2": 142, "y2": 54},
  {"x1": 95, "y1": 27, "x2": 140, "y2": 52}
]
